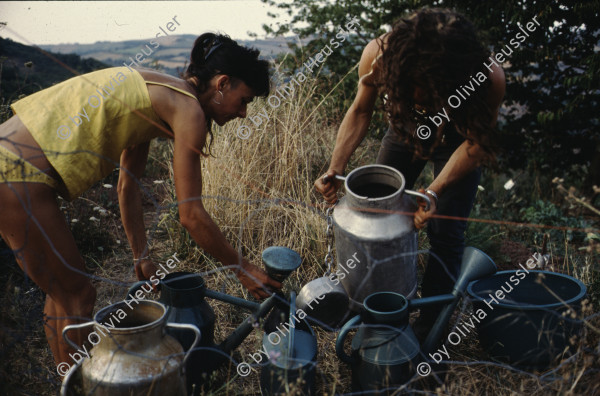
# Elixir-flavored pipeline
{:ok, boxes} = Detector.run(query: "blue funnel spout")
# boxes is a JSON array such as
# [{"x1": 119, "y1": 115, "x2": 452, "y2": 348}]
[{"x1": 421, "y1": 247, "x2": 496, "y2": 355}]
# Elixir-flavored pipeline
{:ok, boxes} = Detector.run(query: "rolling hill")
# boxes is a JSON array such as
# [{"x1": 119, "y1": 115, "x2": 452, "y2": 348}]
[
  {"x1": 0, "y1": 37, "x2": 109, "y2": 103},
  {"x1": 40, "y1": 34, "x2": 291, "y2": 77},
  {"x1": 0, "y1": 34, "x2": 290, "y2": 107}
]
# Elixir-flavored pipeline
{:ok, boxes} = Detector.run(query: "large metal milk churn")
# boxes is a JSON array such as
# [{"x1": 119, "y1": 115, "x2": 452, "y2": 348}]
[
  {"x1": 332, "y1": 165, "x2": 430, "y2": 310},
  {"x1": 62, "y1": 300, "x2": 200, "y2": 396}
]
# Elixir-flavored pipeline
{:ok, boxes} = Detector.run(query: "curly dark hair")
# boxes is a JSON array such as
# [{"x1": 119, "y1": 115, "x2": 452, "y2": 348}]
[
  {"x1": 376, "y1": 8, "x2": 498, "y2": 161},
  {"x1": 183, "y1": 33, "x2": 270, "y2": 156}
]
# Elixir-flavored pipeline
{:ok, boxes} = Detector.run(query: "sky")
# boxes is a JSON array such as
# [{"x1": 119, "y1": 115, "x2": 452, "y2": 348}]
[{"x1": 0, "y1": 1, "x2": 290, "y2": 46}]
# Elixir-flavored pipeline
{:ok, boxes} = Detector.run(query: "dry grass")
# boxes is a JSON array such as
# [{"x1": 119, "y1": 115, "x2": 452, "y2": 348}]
[
  {"x1": 162, "y1": 73, "x2": 376, "y2": 394},
  {"x1": 0, "y1": 72, "x2": 598, "y2": 395}
]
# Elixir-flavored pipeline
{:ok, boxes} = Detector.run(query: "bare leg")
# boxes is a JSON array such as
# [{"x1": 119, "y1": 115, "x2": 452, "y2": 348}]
[
  {"x1": 43, "y1": 295, "x2": 68, "y2": 363},
  {"x1": 0, "y1": 182, "x2": 96, "y2": 365}
]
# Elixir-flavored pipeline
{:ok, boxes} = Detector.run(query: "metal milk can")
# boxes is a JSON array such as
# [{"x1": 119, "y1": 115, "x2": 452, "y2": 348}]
[
  {"x1": 332, "y1": 164, "x2": 430, "y2": 310},
  {"x1": 260, "y1": 292, "x2": 318, "y2": 395},
  {"x1": 63, "y1": 300, "x2": 199, "y2": 396},
  {"x1": 127, "y1": 269, "x2": 280, "y2": 395},
  {"x1": 335, "y1": 247, "x2": 499, "y2": 392},
  {"x1": 336, "y1": 292, "x2": 420, "y2": 392}
]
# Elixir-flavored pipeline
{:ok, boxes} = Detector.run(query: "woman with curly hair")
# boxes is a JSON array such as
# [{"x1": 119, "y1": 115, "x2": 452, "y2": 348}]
[
  {"x1": 315, "y1": 8, "x2": 505, "y2": 331},
  {"x1": 0, "y1": 32, "x2": 281, "y2": 368}
]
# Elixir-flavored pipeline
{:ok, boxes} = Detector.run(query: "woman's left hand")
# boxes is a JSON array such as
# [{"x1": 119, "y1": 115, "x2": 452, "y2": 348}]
[{"x1": 414, "y1": 188, "x2": 437, "y2": 229}]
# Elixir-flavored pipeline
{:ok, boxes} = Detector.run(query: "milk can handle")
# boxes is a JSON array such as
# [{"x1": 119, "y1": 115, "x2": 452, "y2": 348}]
[
  {"x1": 166, "y1": 323, "x2": 201, "y2": 367},
  {"x1": 322, "y1": 174, "x2": 346, "y2": 183},
  {"x1": 324, "y1": 174, "x2": 431, "y2": 211},
  {"x1": 335, "y1": 315, "x2": 361, "y2": 364},
  {"x1": 404, "y1": 189, "x2": 431, "y2": 211},
  {"x1": 63, "y1": 321, "x2": 95, "y2": 350}
]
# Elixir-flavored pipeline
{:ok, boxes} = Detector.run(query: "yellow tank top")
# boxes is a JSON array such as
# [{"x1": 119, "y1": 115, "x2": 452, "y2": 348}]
[{"x1": 10, "y1": 67, "x2": 188, "y2": 200}]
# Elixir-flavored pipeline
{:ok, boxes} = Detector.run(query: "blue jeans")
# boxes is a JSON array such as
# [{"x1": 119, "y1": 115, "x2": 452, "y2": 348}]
[{"x1": 376, "y1": 127, "x2": 481, "y2": 300}]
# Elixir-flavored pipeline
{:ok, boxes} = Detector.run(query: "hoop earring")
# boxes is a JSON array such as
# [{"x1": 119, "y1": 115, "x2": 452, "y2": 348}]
[{"x1": 212, "y1": 90, "x2": 224, "y2": 105}]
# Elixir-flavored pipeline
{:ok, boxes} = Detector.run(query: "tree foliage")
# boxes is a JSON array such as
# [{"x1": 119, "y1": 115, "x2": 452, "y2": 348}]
[{"x1": 261, "y1": 0, "x2": 600, "y2": 184}]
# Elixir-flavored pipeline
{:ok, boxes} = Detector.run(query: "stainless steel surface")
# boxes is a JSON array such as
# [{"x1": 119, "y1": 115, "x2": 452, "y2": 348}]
[
  {"x1": 60, "y1": 361, "x2": 82, "y2": 396},
  {"x1": 333, "y1": 164, "x2": 419, "y2": 310},
  {"x1": 62, "y1": 300, "x2": 196, "y2": 396},
  {"x1": 296, "y1": 275, "x2": 349, "y2": 328},
  {"x1": 326, "y1": 171, "x2": 430, "y2": 210},
  {"x1": 322, "y1": 174, "x2": 347, "y2": 183},
  {"x1": 166, "y1": 322, "x2": 201, "y2": 367},
  {"x1": 126, "y1": 270, "x2": 278, "y2": 391},
  {"x1": 404, "y1": 189, "x2": 431, "y2": 211},
  {"x1": 296, "y1": 206, "x2": 350, "y2": 329},
  {"x1": 62, "y1": 321, "x2": 94, "y2": 350}
]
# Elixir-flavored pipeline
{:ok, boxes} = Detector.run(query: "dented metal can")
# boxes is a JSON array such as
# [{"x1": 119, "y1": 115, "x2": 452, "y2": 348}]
[
  {"x1": 62, "y1": 300, "x2": 199, "y2": 396},
  {"x1": 333, "y1": 165, "x2": 426, "y2": 310}
]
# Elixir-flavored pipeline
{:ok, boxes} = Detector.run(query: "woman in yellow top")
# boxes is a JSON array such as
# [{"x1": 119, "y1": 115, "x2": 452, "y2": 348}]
[{"x1": 0, "y1": 33, "x2": 281, "y2": 368}]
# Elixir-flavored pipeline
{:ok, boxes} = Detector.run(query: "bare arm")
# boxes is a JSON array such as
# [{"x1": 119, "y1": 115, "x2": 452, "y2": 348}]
[
  {"x1": 172, "y1": 132, "x2": 241, "y2": 268},
  {"x1": 165, "y1": 100, "x2": 281, "y2": 299},
  {"x1": 427, "y1": 141, "x2": 486, "y2": 196},
  {"x1": 315, "y1": 38, "x2": 383, "y2": 202},
  {"x1": 117, "y1": 142, "x2": 157, "y2": 280}
]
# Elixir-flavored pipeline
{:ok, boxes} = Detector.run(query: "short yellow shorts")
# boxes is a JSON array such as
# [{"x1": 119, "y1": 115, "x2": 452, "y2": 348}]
[{"x1": 0, "y1": 144, "x2": 61, "y2": 189}]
